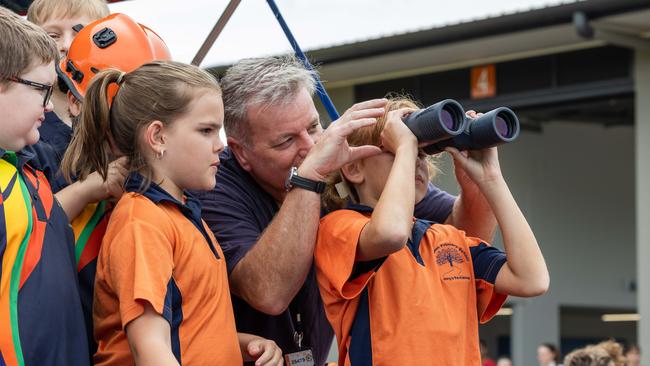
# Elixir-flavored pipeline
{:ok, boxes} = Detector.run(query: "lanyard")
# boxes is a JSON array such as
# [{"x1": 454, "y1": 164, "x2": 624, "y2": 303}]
[{"x1": 293, "y1": 312, "x2": 304, "y2": 350}]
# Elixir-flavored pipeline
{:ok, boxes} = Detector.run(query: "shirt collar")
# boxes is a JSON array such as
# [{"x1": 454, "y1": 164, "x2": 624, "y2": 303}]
[
  {"x1": 124, "y1": 172, "x2": 203, "y2": 224},
  {"x1": 1, "y1": 146, "x2": 36, "y2": 170},
  {"x1": 346, "y1": 203, "x2": 374, "y2": 214}
]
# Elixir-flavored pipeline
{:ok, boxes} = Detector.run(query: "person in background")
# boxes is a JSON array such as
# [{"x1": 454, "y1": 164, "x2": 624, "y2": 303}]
[
  {"x1": 595, "y1": 340, "x2": 625, "y2": 366},
  {"x1": 564, "y1": 345, "x2": 612, "y2": 366},
  {"x1": 624, "y1": 344, "x2": 640, "y2": 366},
  {"x1": 539, "y1": 343, "x2": 562, "y2": 366},
  {"x1": 27, "y1": 0, "x2": 110, "y2": 163},
  {"x1": 481, "y1": 339, "x2": 497, "y2": 366},
  {"x1": 497, "y1": 356, "x2": 513, "y2": 366}
]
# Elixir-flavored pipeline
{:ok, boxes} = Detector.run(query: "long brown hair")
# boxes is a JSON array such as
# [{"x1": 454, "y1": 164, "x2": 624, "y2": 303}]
[
  {"x1": 61, "y1": 60, "x2": 221, "y2": 188},
  {"x1": 322, "y1": 97, "x2": 437, "y2": 211}
]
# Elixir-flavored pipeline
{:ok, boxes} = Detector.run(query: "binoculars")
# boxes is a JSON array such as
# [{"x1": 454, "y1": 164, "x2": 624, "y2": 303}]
[{"x1": 403, "y1": 99, "x2": 520, "y2": 154}]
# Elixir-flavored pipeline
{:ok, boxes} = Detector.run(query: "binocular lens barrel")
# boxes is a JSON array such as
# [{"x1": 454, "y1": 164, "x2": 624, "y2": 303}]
[
  {"x1": 494, "y1": 110, "x2": 518, "y2": 140},
  {"x1": 416, "y1": 104, "x2": 520, "y2": 155},
  {"x1": 440, "y1": 107, "x2": 457, "y2": 131},
  {"x1": 402, "y1": 99, "x2": 466, "y2": 144}
]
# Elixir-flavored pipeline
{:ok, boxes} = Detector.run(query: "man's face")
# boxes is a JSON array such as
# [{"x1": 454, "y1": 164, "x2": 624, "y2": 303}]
[{"x1": 233, "y1": 87, "x2": 322, "y2": 201}]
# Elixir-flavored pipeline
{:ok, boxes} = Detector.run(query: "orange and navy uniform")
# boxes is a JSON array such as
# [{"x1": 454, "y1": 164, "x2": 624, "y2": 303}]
[
  {"x1": 93, "y1": 174, "x2": 242, "y2": 365},
  {"x1": 315, "y1": 205, "x2": 508, "y2": 366},
  {"x1": 0, "y1": 147, "x2": 89, "y2": 366},
  {"x1": 71, "y1": 200, "x2": 113, "y2": 356}
]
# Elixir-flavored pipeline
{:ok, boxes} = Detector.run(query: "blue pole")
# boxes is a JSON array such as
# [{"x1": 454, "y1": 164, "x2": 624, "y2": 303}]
[{"x1": 266, "y1": 0, "x2": 340, "y2": 121}]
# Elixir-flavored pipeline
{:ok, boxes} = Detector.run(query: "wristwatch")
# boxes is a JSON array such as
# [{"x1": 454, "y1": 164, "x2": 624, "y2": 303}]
[{"x1": 285, "y1": 166, "x2": 326, "y2": 193}]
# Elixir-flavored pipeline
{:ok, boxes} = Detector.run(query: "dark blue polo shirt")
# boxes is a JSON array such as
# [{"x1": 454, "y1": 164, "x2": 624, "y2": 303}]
[
  {"x1": 195, "y1": 147, "x2": 456, "y2": 365},
  {"x1": 38, "y1": 111, "x2": 72, "y2": 168},
  {"x1": 0, "y1": 146, "x2": 90, "y2": 366},
  {"x1": 37, "y1": 112, "x2": 72, "y2": 193}
]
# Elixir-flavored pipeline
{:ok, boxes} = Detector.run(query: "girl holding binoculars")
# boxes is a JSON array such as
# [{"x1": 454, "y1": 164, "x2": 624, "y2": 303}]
[{"x1": 314, "y1": 97, "x2": 549, "y2": 365}]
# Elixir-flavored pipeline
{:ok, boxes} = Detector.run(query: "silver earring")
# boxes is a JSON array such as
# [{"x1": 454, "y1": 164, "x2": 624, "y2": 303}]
[{"x1": 157, "y1": 150, "x2": 165, "y2": 159}]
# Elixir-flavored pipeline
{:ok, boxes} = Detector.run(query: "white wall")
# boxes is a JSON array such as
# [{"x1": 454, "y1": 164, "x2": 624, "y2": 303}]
[{"x1": 635, "y1": 49, "x2": 650, "y2": 365}]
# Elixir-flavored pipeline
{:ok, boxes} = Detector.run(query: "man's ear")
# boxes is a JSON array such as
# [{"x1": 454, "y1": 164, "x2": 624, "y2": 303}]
[
  {"x1": 67, "y1": 91, "x2": 82, "y2": 117},
  {"x1": 228, "y1": 136, "x2": 253, "y2": 172},
  {"x1": 341, "y1": 160, "x2": 364, "y2": 185},
  {"x1": 143, "y1": 120, "x2": 166, "y2": 157}
]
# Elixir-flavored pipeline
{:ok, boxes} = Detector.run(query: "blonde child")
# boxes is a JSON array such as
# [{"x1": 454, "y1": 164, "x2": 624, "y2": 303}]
[
  {"x1": 27, "y1": 0, "x2": 109, "y2": 143},
  {"x1": 315, "y1": 98, "x2": 549, "y2": 365},
  {"x1": 62, "y1": 60, "x2": 283, "y2": 365}
]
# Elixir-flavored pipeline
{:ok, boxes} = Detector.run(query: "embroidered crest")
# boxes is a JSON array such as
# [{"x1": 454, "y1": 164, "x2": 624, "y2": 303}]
[{"x1": 434, "y1": 243, "x2": 470, "y2": 280}]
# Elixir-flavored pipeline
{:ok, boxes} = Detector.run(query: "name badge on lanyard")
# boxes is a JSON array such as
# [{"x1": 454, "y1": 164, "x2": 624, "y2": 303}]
[
  {"x1": 284, "y1": 313, "x2": 315, "y2": 366},
  {"x1": 285, "y1": 350, "x2": 315, "y2": 366}
]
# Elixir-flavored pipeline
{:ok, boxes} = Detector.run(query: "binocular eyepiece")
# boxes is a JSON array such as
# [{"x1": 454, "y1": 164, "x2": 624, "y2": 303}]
[{"x1": 402, "y1": 99, "x2": 520, "y2": 154}]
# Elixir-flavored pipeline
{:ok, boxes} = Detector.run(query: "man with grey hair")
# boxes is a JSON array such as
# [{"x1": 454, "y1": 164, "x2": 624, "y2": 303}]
[{"x1": 196, "y1": 55, "x2": 496, "y2": 365}]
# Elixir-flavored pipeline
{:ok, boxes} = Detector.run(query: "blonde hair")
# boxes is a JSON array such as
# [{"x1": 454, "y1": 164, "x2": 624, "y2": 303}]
[
  {"x1": 0, "y1": 6, "x2": 57, "y2": 88},
  {"x1": 596, "y1": 340, "x2": 625, "y2": 366},
  {"x1": 27, "y1": 0, "x2": 109, "y2": 26},
  {"x1": 322, "y1": 97, "x2": 437, "y2": 211},
  {"x1": 564, "y1": 346, "x2": 614, "y2": 366},
  {"x1": 62, "y1": 61, "x2": 221, "y2": 190},
  {"x1": 564, "y1": 340, "x2": 625, "y2": 366}
]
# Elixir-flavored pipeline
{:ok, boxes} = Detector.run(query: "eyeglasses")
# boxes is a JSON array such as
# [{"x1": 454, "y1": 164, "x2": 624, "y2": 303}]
[{"x1": 5, "y1": 76, "x2": 54, "y2": 108}]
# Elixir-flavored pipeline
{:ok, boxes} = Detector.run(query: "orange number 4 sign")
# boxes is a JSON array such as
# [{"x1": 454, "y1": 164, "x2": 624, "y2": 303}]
[{"x1": 471, "y1": 65, "x2": 496, "y2": 99}]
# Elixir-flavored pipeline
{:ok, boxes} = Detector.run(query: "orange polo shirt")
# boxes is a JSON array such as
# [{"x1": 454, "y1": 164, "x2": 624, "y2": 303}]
[
  {"x1": 315, "y1": 206, "x2": 508, "y2": 366},
  {"x1": 93, "y1": 175, "x2": 241, "y2": 365}
]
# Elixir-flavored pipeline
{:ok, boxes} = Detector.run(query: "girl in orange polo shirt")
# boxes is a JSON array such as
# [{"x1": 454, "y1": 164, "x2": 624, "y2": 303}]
[
  {"x1": 62, "y1": 61, "x2": 283, "y2": 366},
  {"x1": 315, "y1": 98, "x2": 550, "y2": 365}
]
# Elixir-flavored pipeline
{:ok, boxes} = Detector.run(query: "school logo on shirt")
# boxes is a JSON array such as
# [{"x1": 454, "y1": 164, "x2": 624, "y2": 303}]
[{"x1": 434, "y1": 243, "x2": 470, "y2": 281}]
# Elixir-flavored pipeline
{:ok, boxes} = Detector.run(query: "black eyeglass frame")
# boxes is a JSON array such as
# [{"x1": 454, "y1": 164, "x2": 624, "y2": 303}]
[{"x1": 5, "y1": 76, "x2": 54, "y2": 108}]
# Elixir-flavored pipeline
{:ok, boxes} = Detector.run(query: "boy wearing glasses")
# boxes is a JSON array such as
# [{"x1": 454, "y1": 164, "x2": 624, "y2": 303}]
[{"x1": 0, "y1": 6, "x2": 90, "y2": 366}]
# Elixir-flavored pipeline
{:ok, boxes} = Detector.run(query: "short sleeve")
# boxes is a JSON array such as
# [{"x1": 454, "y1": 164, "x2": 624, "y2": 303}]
[
  {"x1": 105, "y1": 219, "x2": 174, "y2": 329},
  {"x1": 414, "y1": 182, "x2": 456, "y2": 223},
  {"x1": 315, "y1": 210, "x2": 381, "y2": 300},
  {"x1": 467, "y1": 237, "x2": 508, "y2": 323}
]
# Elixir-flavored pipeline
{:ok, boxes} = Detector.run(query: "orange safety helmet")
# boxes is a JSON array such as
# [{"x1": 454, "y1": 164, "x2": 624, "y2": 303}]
[{"x1": 57, "y1": 13, "x2": 172, "y2": 101}]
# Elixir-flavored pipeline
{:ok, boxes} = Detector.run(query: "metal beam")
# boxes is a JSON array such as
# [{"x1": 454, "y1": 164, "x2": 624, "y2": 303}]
[{"x1": 191, "y1": 0, "x2": 241, "y2": 67}]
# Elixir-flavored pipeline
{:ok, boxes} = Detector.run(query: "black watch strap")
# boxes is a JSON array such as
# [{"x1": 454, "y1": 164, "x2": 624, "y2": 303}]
[{"x1": 286, "y1": 167, "x2": 326, "y2": 193}]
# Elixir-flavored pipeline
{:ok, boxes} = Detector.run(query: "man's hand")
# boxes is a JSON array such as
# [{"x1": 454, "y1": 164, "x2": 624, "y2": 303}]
[{"x1": 297, "y1": 99, "x2": 387, "y2": 181}]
